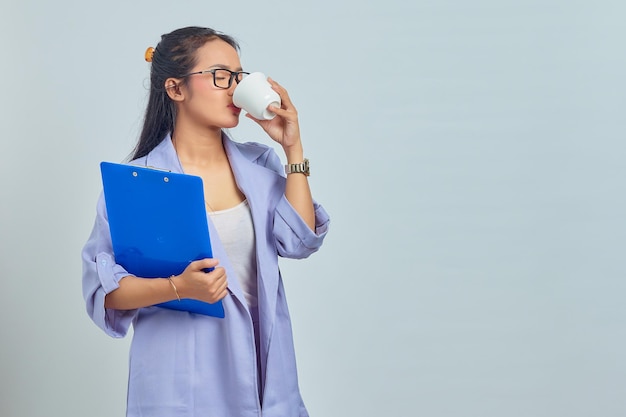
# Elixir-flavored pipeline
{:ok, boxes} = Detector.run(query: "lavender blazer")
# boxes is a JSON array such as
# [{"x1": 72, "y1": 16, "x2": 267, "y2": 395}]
[{"x1": 82, "y1": 134, "x2": 330, "y2": 417}]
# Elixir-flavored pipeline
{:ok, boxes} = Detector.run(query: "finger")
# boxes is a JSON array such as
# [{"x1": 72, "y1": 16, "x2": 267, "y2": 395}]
[
  {"x1": 214, "y1": 288, "x2": 229, "y2": 302},
  {"x1": 206, "y1": 265, "x2": 224, "y2": 276},
  {"x1": 206, "y1": 266, "x2": 227, "y2": 283},
  {"x1": 267, "y1": 104, "x2": 289, "y2": 117},
  {"x1": 267, "y1": 77, "x2": 294, "y2": 108},
  {"x1": 191, "y1": 258, "x2": 219, "y2": 271},
  {"x1": 267, "y1": 76, "x2": 280, "y2": 89},
  {"x1": 215, "y1": 278, "x2": 229, "y2": 295},
  {"x1": 208, "y1": 277, "x2": 229, "y2": 301},
  {"x1": 246, "y1": 107, "x2": 291, "y2": 125},
  {"x1": 267, "y1": 77, "x2": 285, "y2": 92},
  {"x1": 268, "y1": 104, "x2": 299, "y2": 122}
]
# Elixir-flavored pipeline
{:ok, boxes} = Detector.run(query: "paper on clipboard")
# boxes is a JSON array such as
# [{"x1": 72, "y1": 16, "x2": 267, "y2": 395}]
[{"x1": 100, "y1": 161, "x2": 225, "y2": 318}]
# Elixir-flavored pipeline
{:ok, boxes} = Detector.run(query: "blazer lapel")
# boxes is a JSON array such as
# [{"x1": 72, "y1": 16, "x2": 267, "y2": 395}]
[
  {"x1": 224, "y1": 137, "x2": 280, "y2": 336},
  {"x1": 143, "y1": 135, "x2": 184, "y2": 173}
]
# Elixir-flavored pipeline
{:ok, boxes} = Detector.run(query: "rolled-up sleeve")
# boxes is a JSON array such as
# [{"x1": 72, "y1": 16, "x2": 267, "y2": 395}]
[
  {"x1": 81, "y1": 192, "x2": 137, "y2": 337},
  {"x1": 257, "y1": 146, "x2": 331, "y2": 259},
  {"x1": 274, "y1": 195, "x2": 330, "y2": 259}
]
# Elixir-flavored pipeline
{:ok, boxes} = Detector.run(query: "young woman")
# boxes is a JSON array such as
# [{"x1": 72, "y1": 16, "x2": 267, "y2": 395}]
[{"x1": 82, "y1": 26, "x2": 330, "y2": 417}]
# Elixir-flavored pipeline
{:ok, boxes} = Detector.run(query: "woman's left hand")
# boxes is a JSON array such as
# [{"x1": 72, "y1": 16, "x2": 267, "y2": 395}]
[{"x1": 245, "y1": 77, "x2": 302, "y2": 151}]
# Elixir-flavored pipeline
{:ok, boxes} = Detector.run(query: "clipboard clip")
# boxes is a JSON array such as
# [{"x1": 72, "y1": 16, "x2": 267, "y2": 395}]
[
  {"x1": 130, "y1": 165, "x2": 172, "y2": 182},
  {"x1": 145, "y1": 166, "x2": 172, "y2": 172},
  {"x1": 145, "y1": 166, "x2": 173, "y2": 182}
]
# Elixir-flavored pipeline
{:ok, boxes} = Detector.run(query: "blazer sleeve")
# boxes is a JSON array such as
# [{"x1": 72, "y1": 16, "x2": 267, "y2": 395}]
[
  {"x1": 259, "y1": 147, "x2": 331, "y2": 259},
  {"x1": 81, "y1": 192, "x2": 138, "y2": 337}
]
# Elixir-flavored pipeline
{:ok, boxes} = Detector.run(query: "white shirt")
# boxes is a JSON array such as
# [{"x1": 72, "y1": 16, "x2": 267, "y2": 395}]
[{"x1": 208, "y1": 199, "x2": 258, "y2": 308}]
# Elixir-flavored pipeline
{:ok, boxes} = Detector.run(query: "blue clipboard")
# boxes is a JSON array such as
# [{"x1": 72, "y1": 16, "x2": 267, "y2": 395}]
[{"x1": 100, "y1": 161, "x2": 225, "y2": 318}]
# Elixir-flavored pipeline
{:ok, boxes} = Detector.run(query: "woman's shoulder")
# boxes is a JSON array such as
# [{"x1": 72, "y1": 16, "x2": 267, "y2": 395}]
[
  {"x1": 229, "y1": 139, "x2": 283, "y2": 174},
  {"x1": 232, "y1": 140, "x2": 274, "y2": 157},
  {"x1": 129, "y1": 155, "x2": 148, "y2": 166}
]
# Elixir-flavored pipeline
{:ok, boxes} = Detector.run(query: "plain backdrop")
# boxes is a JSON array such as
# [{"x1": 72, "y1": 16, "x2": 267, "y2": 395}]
[{"x1": 1, "y1": 1, "x2": 625, "y2": 416}]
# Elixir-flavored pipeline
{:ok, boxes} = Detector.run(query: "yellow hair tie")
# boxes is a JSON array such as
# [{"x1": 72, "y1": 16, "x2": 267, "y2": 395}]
[{"x1": 144, "y1": 46, "x2": 155, "y2": 63}]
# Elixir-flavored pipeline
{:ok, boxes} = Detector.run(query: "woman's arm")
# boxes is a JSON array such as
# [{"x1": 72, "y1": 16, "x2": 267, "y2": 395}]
[
  {"x1": 283, "y1": 144, "x2": 315, "y2": 230},
  {"x1": 105, "y1": 258, "x2": 229, "y2": 310},
  {"x1": 245, "y1": 77, "x2": 315, "y2": 231}
]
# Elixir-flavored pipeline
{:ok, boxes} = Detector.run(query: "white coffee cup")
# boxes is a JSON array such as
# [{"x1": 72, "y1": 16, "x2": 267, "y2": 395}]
[{"x1": 233, "y1": 72, "x2": 281, "y2": 120}]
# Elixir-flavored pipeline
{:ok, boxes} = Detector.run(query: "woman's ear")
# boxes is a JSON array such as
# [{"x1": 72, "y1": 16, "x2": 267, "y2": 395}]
[{"x1": 165, "y1": 78, "x2": 184, "y2": 101}]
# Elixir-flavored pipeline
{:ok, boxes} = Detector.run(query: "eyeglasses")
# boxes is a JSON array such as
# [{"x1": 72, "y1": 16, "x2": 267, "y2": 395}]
[{"x1": 181, "y1": 68, "x2": 250, "y2": 89}]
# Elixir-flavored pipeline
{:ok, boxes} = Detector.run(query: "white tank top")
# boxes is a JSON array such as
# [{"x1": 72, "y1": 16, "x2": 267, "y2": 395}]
[{"x1": 208, "y1": 200, "x2": 258, "y2": 308}]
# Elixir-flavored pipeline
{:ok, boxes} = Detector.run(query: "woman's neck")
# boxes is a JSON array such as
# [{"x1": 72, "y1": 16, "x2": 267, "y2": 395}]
[{"x1": 171, "y1": 125, "x2": 227, "y2": 167}]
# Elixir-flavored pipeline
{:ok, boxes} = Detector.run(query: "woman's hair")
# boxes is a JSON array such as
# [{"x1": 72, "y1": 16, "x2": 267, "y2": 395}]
[{"x1": 131, "y1": 26, "x2": 240, "y2": 160}]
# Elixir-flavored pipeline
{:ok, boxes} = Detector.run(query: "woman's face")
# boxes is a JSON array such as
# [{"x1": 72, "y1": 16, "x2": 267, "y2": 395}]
[{"x1": 176, "y1": 39, "x2": 243, "y2": 131}]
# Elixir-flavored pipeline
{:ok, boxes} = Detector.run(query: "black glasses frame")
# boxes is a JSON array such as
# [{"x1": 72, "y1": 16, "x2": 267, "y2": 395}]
[{"x1": 181, "y1": 68, "x2": 250, "y2": 89}]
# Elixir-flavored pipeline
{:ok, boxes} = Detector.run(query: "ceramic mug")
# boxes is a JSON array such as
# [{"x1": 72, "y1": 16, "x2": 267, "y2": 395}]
[{"x1": 233, "y1": 72, "x2": 281, "y2": 120}]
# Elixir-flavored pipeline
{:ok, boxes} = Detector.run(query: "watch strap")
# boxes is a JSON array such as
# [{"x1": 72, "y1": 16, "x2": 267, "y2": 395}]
[{"x1": 285, "y1": 158, "x2": 310, "y2": 176}]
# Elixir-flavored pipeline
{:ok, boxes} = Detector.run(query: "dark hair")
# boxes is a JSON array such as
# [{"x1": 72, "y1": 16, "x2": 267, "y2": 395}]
[{"x1": 131, "y1": 26, "x2": 240, "y2": 160}]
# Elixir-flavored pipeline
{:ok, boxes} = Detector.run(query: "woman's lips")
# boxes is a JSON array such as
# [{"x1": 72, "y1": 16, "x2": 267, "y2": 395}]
[{"x1": 229, "y1": 104, "x2": 241, "y2": 114}]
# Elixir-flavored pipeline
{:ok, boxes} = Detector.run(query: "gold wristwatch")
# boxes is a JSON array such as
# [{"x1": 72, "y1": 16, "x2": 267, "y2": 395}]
[{"x1": 285, "y1": 159, "x2": 310, "y2": 176}]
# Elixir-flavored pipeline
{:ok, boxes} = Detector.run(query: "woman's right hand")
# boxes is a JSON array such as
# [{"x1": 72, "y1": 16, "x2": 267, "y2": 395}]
[{"x1": 172, "y1": 258, "x2": 229, "y2": 304}]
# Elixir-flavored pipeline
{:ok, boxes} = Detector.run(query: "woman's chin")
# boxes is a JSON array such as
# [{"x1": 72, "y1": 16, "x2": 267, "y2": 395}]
[{"x1": 223, "y1": 116, "x2": 240, "y2": 129}]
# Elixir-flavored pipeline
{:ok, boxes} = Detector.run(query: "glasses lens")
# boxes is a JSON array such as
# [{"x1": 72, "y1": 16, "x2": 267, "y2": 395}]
[
  {"x1": 213, "y1": 69, "x2": 232, "y2": 88},
  {"x1": 235, "y1": 72, "x2": 248, "y2": 84}
]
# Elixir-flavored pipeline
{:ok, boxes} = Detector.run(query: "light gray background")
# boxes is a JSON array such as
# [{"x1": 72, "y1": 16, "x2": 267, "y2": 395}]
[{"x1": 1, "y1": 1, "x2": 625, "y2": 416}]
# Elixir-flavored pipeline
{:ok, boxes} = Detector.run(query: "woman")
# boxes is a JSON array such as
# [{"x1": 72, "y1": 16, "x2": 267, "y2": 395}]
[{"x1": 82, "y1": 26, "x2": 330, "y2": 417}]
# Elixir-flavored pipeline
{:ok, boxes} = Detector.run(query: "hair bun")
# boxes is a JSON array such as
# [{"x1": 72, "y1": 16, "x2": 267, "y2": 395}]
[{"x1": 144, "y1": 47, "x2": 155, "y2": 62}]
